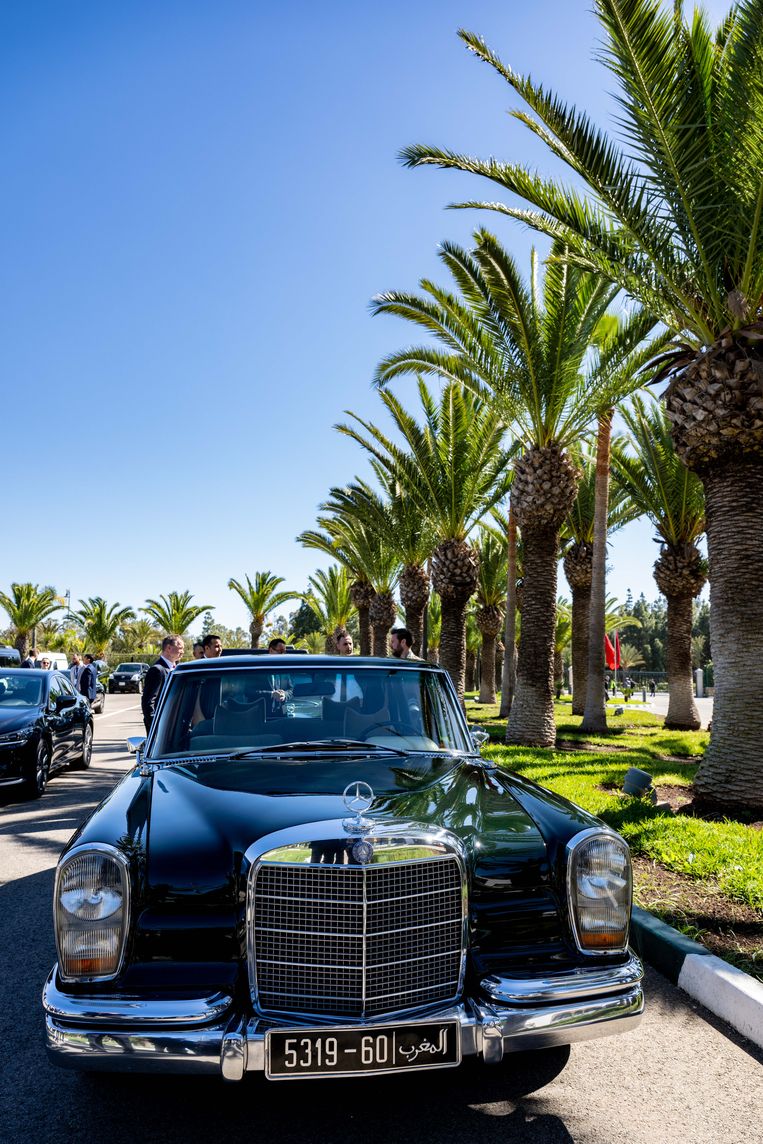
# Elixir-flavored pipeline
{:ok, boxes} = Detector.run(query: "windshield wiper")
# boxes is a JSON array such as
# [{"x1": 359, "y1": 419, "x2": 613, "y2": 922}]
[{"x1": 228, "y1": 738, "x2": 407, "y2": 759}]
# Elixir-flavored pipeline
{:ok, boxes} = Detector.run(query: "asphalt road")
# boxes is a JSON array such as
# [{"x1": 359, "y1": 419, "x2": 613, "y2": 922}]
[{"x1": 1, "y1": 693, "x2": 760, "y2": 1144}]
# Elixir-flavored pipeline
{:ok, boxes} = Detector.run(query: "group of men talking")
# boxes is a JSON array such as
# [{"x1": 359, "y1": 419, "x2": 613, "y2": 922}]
[{"x1": 140, "y1": 626, "x2": 421, "y2": 733}]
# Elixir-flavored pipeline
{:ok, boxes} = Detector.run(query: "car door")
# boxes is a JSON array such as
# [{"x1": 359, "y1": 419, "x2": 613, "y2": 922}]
[{"x1": 46, "y1": 675, "x2": 78, "y2": 769}]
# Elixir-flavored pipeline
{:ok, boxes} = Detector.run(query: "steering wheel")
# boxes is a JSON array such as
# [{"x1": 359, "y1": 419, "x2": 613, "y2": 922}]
[{"x1": 362, "y1": 721, "x2": 420, "y2": 740}]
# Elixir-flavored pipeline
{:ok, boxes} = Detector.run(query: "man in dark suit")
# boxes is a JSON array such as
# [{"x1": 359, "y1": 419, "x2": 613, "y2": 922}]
[
  {"x1": 79, "y1": 654, "x2": 98, "y2": 705},
  {"x1": 142, "y1": 636, "x2": 184, "y2": 733}
]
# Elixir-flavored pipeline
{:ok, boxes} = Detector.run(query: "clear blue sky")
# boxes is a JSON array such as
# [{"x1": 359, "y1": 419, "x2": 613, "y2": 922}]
[{"x1": 3, "y1": 1, "x2": 723, "y2": 630}]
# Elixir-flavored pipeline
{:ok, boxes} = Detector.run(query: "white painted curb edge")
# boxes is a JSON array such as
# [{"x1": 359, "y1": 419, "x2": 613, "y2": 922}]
[{"x1": 678, "y1": 953, "x2": 763, "y2": 1050}]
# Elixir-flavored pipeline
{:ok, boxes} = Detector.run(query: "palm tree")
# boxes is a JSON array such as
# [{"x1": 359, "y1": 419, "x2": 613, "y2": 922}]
[
  {"x1": 474, "y1": 526, "x2": 507, "y2": 704},
  {"x1": 0, "y1": 583, "x2": 61, "y2": 658},
  {"x1": 618, "y1": 643, "x2": 645, "y2": 673},
  {"x1": 142, "y1": 591, "x2": 211, "y2": 638},
  {"x1": 304, "y1": 566, "x2": 355, "y2": 652},
  {"x1": 465, "y1": 610, "x2": 480, "y2": 692},
  {"x1": 563, "y1": 445, "x2": 638, "y2": 714},
  {"x1": 613, "y1": 395, "x2": 707, "y2": 729},
  {"x1": 298, "y1": 521, "x2": 377, "y2": 655},
  {"x1": 402, "y1": 6, "x2": 763, "y2": 804},
  {"x1": 338, "y1": 380, "x2": 511, "y2": 701},
  {"x1": 36, "y1": 618, "x2": 65, "y2": 651},
  {"x1": 302, "y1": 488, "x2": 400, "y2": 657},
  {"x1": 554, "y1": 599, "x2": 573, "y2": 699},
  {"x1": 120, "y1": 618, "x2": 162, "y2": 654},
  {"x1": 371, "y1": 233, "x2": 656, "y2": 742},
  {"x1": 227, "y1": 573, "x2": 297, "y2": 649},
  {"x1": 426, "y1": 593, "x2": 442, "y2": 663},
  {"x1": 74, "y1": 597, "x2": 136, "y2": 658},
  {"x1": 326, "y1": 465, "x2": 436, "y2": 654},
  {"x1": 498, "y1": 503, "x2": 519, "y2": 717}
]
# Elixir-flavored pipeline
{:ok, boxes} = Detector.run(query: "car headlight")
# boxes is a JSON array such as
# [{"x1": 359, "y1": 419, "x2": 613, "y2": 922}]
[
  {"x1": 0, "y1": 727, "x2": 33, "y2": 746},
  {"x1": 566, "y1": 829, "x2": 632, "y2": 954},
  {"x1": 55, "y1": 845, "x2": 130, "y2": 981},
  {"x1": 130, "y1": 673, "x2": 141, "y2": 681}
]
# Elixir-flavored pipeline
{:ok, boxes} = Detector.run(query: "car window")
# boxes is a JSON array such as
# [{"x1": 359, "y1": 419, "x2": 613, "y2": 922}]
[
  {"x1": 58, "y1": 675, "x2": 76, "y2": 697},
  {"x1": 0, "y1": 674, "x2": 42, "y2": 707},
  {"x1": 150, "y1": 666, "x2": 471, "y2": 759},
  {"x1": 48, "y1": 677, "x2": 62, "y2": 707},
  {"x1": 116, "y1": 663, "x2": 141, "y2": 672}
]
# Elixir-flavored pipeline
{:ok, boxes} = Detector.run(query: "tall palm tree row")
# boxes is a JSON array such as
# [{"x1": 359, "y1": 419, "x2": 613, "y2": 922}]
[
  {"x1": 338, "y1": 379, "x2": 512, "y2": 701},
  {"x1": 0, "y1": 583, "x2": 61, "y2": 658},
  {"x1": 227, "y1": 573, "x2": 297, "y2": 649},
  {"x1": 142, "y1": 591, "x2": 212, "y2": 639},
  {"x1": 298, "y1": 519, "x2": 377, "y2": 655},
  {"x1": 371, "y1": 232, "x2": 656, "y2": 743},
  {"x1": 402, "y1": 2, "x2": 763, "y2": 805},
  {"x1": 74, "y1": 597, "x2": 136, "y2": 658},
  {"x1": 613, "y1": 395, "x2": 707, "y2": 730}
]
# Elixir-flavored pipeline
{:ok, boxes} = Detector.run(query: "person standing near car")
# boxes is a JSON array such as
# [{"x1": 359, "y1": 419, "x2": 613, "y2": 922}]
[
  {"x1": 142, "y1": 636, "x2": 184, "y2": 733},
  {"x1": 202, "y1": 634, "x2": 223, "y2": 658},
  {"x1": 21, "y1": 647, "x2": 38, "y2": 668},
  {"x1": 79, "y1": 654, "x2": 98, "y2": 705},
  {"x1": 69, "y1": 653, "x2": 83, "y2": 688},
  {"x1": 390, "y1": 627, "x2": 422, "y2": 660}
]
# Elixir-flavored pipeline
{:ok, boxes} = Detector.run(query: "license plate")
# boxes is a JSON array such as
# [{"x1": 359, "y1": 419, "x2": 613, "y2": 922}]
[
  {"x1": 118, "y1": 682, "x2": 125, "y2": 688},
  {"x1": 266, "y1": 1020, "x2": 460, "y2": 1080}
]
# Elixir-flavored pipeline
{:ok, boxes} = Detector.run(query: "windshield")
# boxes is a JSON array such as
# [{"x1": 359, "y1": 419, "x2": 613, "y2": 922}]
[
  {"x1": 0, "y1": 674, "x2": 43, "y2": 707},
  {"x1": 150, "y1": 665, "x2": 470, "y2": 759},
  {"x1": 115, "y1": 664, "x2": 142, "y2": 672}
]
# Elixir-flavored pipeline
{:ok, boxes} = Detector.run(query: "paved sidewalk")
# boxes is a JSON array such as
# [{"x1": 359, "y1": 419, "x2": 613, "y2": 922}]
[{"x1": 644, "y1": 692, "x2": 713, "y2": 728}]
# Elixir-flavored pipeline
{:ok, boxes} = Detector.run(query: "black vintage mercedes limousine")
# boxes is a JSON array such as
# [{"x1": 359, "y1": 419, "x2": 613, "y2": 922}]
[{"x1": 43, "y1": 656, "x2": 643, "y2": 1081}]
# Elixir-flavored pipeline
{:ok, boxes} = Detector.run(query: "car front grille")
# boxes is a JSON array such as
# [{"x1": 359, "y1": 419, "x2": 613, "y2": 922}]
[{"x1": 250, "y1": 856, "x2": 464, "y2": 1019}]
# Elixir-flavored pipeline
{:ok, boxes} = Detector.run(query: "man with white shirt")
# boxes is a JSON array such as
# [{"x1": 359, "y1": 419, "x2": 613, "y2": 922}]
[{"x1": 142, "y1": 635, "x2": 184, "y2": 733}]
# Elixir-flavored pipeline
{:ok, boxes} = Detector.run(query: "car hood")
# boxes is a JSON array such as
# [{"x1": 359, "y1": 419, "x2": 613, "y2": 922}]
[
  {"x1": 137, "y1": 753, "x2": 546, "y2": 893},
  {"x1": 0, "y1": 708, "x2": 38, "y2": 734}
]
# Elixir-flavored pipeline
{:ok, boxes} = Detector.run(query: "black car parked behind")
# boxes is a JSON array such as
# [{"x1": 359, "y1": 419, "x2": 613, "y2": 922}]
[{"x1": 0, "y1": 669, "x2": 94, "y2": 798}]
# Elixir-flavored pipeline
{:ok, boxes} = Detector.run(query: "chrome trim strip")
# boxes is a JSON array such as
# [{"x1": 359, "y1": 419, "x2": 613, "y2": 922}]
[
  {"x1": 244, "y1": 819, "x2": 469, "y2": 1023},
  {"x1": 481, "y1": 952, "x2": 643, "y2": 1005},
  {"x1": 42, "y1": 970, "x2": 233, "y2": 1026},
  {"x1": 566, "y1": 826, "x2": 632, "y2": 958},
  {"x1": 54, "y1": 842, "x2": 132, "y2": 984}
]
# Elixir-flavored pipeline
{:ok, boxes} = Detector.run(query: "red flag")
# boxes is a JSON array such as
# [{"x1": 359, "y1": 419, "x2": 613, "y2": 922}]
[
  {"x1": 604, "y1": 634, "x2": 616, "y2": 669},
  {"x1": 615, "y1": 631, "x2": 621, "y2": 669}
]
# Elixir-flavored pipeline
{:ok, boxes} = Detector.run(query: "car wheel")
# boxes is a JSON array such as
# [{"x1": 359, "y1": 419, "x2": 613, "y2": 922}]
[
  {"x1": 71, "y1": 724, "x2": 93, "y2": 770},
  {"x1": 24, "y1": 740, "x2": 51, "y2": 799},
  {"x1": 96, "y1": 693, "x2": 105, "y2": 714}
]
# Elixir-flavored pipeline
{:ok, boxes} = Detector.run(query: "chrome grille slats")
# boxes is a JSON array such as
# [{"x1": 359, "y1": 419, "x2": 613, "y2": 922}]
[{"x1": 250, "y1": 854, "x2": 464, "y2": 1020}]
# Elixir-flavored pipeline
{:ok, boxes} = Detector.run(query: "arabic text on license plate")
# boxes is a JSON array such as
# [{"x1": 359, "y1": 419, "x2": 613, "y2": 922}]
[{"x1": 266, "y1": 1020, "x2": 460, "y2": 1080}]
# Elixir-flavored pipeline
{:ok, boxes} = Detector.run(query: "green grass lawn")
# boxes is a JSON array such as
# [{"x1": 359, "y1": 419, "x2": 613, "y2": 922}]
[{"x1": 465, "y1": 696, "x2": 763, "y2": 914}]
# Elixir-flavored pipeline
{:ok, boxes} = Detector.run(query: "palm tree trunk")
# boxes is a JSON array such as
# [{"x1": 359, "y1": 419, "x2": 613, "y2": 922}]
[
  {"x1": 399, "y1": 564, "x2": 430, "y2": 654},
  {"x1": 439, "y1": 593, "x2": 471, "y2": 704},
  {"x1": 663, "y1": 592, "x2": 701, "y2": 730},
  {"x1": 250, "y1": 620, "x2": 263, "y2": 649},
  {"x1": 554, "y1": 649, "x2": 563, "y2": 699},
  {"x1": 15, "y1": 631, "x2": 28, "y2": 659},
  {"x1": 479, "y1": 632, "x2": 498, "y2": 704},
  {"x1": 581, "y1": 411, "x2": 612, "y2": 734},
  {"x1": 465, "y1": 649, "x2": 476, "y2": 692},
  {"x1": 570, "y1": 583, "x2": 592, "y2": 716},
  {"x1": 694, "y1": 458, "x2": 763, "y2": 811},
  {"x1": 499, "y1": 505, "x2": 518, "y2": 719},
  {"x1": 506, "y1": 522, "x2": 558, "y2": 747},
  {"x1": 495, "y1": 641, "x2": 504, "y2": 693},
  {"x1": 357, "y1": 605, "x2": 372, "y2": 656},
  {"x1": 369, "y1": 590, "x2": 396, "y2": 658}
]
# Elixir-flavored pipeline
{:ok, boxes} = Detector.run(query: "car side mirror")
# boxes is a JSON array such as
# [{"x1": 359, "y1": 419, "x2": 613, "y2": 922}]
[
  {"x1": 57, "y1": 695, "x2": 77, "y2": 710},
  {"x1": 127, "y1": 736, "x2": 146, "y2": 755},
  {"x1": 469, "y1": 726, "x2": 490, "y2": 750}
]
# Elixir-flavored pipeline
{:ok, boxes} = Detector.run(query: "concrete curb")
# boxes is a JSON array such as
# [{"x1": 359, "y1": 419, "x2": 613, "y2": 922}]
[{"x1": 631, "y1": 906, "x2": 763, "y2": 1050}]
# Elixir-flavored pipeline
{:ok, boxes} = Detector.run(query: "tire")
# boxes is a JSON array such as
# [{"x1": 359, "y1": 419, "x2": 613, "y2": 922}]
[
  {"x1": 23, "y1": 740, "x2": 50, "y2": 799},
  {"x1": 96, "y1": 692, "x2": 105, "y2": 715},
  {"x1": 71, "y1": 724, "x2": 93, "y2": 770}
]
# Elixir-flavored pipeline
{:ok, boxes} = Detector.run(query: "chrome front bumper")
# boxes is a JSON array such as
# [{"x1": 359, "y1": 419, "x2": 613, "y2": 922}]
[{"x1": 43, "y1": 953, "x2": 644, "y2": 1079}]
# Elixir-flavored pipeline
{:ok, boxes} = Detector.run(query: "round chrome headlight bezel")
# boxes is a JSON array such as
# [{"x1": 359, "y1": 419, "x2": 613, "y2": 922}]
[
  {"x1": 54, "y1": 843, "x2": 131, "y2": 982},
  {"x1": 566, "y1": 827, "x2": 632, "y2": 956}
]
